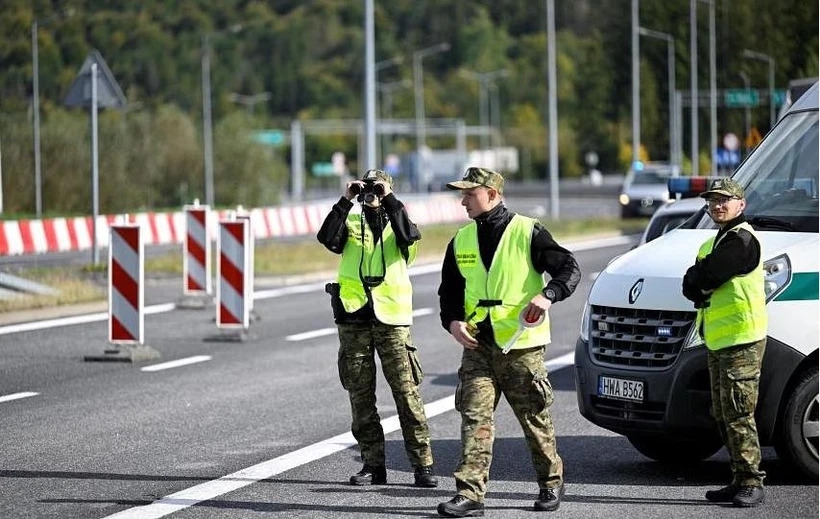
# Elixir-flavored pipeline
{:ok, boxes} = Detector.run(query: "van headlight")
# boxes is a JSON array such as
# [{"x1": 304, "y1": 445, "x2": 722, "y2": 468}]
[
  {"x1": 579, "y1": 300, "x2": 591, "y2": 342},
  {"x1": 763, "y1": 254, "x2": 791, "y2": 302},
  {"x1": 684, "y1": 254, "x2": 791, "y2": 349},
  {"x1": 683, "y1": 322, "x2": 705, "y2": 349},
  {"x1": 618, "y1": 194, "x2": 630, "y2": 206}
]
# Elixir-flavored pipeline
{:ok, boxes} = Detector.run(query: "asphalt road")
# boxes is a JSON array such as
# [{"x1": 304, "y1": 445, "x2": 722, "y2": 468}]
[{"x1": 0, "y1": 237, "x2": 816, "y2": 519}]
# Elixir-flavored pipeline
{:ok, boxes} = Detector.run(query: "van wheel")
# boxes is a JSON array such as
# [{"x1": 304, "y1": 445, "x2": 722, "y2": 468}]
[
  {"x1": 627, "y1": 435, "x2": 722, "y2": 464},
  {"x1": 774, "y1": 368, "x2": 819, "y2": 479}
]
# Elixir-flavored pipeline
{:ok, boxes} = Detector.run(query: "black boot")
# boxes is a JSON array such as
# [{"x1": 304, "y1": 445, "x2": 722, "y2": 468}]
[
  {"x1": 414, "y1": 465, "x2": 439, "y2": 487},
  {"x1": 349, "y1": 464, "x2": 387, "y2": 485},
  {"x1": 437, "y1": 495, "x2": 484, "y2": 517},
  {"x1": 732, "y1": 486, "x2": 764, "y2": 507},
  {"x1": 534, "y1": 484, "x2": 564, "y2": 512},
  {"x1": 705, "y1": 484, "x2": 739, "y2": 502}
]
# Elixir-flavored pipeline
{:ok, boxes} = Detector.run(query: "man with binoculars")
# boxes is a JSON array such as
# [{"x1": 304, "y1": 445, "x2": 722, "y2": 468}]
[{"x1": 317, "y1": 169, "x2": 438, "y2": 488}]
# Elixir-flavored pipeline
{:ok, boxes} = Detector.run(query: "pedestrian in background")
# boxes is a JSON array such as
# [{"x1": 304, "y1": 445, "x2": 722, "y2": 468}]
[
  {"x1": 436, "y1": 167, "x2": 580, "y2": 517},
  {"x1": 682, "y1": 178, "x2": 767, "y2": 507},
  {"x1": 317, "y1": 169, "x2": 438, "y2": 488}
]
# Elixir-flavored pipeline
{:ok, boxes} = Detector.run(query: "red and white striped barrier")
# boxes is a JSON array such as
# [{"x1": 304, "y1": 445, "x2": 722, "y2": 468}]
[
  {"x1": 0, "y1": 195, "x2": 468, "y2": 257},
  {"x1": 216, "y1": 219, "x2": 250, "y2": 330},
  {"x1": 183, "y1": 204, "x2": 211, "y2": 295},
  {"x1": 108, "y1": 224, "x2": 144, "y2": 344}
]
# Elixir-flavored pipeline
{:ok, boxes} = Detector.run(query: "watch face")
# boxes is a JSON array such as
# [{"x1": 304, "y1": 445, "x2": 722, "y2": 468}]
[{"x1": 545, "y1": 289, "x2": 556, "y2": 300}]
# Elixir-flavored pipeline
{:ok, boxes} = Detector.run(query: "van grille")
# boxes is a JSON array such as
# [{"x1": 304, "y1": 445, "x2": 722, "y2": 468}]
[{"x1": 589, "y1": 305, "x2": 696, "y2": 370}]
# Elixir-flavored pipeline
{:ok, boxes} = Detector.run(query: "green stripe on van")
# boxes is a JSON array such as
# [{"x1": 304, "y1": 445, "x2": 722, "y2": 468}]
[{"x1": 775, "y1": 272, "x2": 820, "y2": 301}]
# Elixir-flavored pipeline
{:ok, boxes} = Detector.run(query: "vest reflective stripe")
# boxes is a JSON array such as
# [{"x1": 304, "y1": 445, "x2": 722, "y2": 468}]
[
  {"x1": 337, "y1": 212, "x2": 415, "y2": 325},
  {"x1": 696, "y1": 222, "x2": 767, "y2": 350},
  {"x1": 454, "y1": 215, "x2": 550, "y2": 350}
]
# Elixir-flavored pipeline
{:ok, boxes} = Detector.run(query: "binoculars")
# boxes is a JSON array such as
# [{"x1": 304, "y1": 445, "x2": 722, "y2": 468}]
[
  {"x1": 350, "y1": 181, "x2": 386, "y2": 197},
  {"x1": 351, "y1": 181, "x2": 386, "y2": 204}
]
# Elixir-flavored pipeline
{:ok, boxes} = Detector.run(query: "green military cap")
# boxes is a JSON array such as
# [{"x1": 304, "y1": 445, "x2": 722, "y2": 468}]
[
  {"x1": 362, "y1": 168, "x2": 393, "y2": 187},
  {"x1": 700, "y1": 178, "x2": 745, "y2": 199},
  {"x1": 446, "y1": 167, "x2": 505, "y2": 194}
]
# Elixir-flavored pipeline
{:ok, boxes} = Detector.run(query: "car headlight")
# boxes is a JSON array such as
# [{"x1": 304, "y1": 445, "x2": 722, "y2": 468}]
[
  {"x1": 579, "y1": 300, "x2": 591, "y2": 342},
  {"x1": 618, "y1": 194, "x2": 630, "y2": 205},
  {"x1": 763, "y1": 254, "x2": 791, "y2": 302},
  {"x1": 684, "y1": 254, "x2": 791, "y2": 349}
]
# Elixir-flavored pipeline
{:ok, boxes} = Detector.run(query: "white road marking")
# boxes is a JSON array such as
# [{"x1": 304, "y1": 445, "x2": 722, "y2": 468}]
[
  {"x1": 0, "y1": 391, "x2": 39, "y2": 403},
  {"x1": 102, "y1": 353, "x2": 576, "y2": 519},
  {"x1": 285, "y1": 328, "x2": 336, "y2": 341},
  {"x1": 140, "y1": 356, "x2": 212, "y2": 372}
]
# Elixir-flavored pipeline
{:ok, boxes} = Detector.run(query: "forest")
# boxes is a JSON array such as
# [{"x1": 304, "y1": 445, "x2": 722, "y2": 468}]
[{"x1": 0, "y1": 0, "x2": 817, "y2": 215}]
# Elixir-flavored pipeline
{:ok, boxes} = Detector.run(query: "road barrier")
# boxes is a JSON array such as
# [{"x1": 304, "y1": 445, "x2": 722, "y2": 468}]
[
  {"x1": 209, "y1": 218, "x2": 251, "y2": 342},
  {"x1": 84, "y1": 223, "x2": 160, "y2": 362},
  {"x1": 183, "y1": 203, "x2": 212, "y2": 295}
]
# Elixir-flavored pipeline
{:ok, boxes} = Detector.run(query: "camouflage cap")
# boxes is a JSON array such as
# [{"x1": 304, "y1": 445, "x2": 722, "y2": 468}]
[
  {"x1": 361, "y1": 169, "x2": 393, "y2": 187},
  {"x1": 446, "y1": 167, "x2": 505, "y2": 194},
  {"x1": 700, "y1": 178, "x2": 745, "y2": 199}
]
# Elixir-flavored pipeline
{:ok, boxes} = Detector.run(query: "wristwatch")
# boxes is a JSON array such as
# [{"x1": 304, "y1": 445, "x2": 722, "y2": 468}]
[{"x1": 542, "y1": 287, "x2": 556, "y2": 301}]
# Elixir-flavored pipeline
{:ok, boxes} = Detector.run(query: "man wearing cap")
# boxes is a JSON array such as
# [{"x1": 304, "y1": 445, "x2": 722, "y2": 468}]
[
  {"x1": 436, "y1": 167, "x2": 580, "y2": 516},
  {"x1": 317, "y1": 169, "x2": 438, "y2": 488},
  {"x1": 682, "y1": 178, "x2": 767, "y2": 507}
]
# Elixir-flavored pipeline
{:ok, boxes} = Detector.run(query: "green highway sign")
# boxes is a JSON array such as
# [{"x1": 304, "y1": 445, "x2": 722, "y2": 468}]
[
  {"x1": 725, "y1": 89, "x2": 759, "y2": 107},
  {"x1": 773, "y1": 89, "x2": 787, "y2": 107},
  {"x1": 252, "y1": 129, "x2": 286, "y2": 146},
  {"x1": 311, "y1": 162, "x2": 336, "y2": 176}
]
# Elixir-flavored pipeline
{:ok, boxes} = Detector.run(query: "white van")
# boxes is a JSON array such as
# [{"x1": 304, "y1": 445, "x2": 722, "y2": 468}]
[{"x1": 575, "y1": 83, "x2": 819, "y2": 478}]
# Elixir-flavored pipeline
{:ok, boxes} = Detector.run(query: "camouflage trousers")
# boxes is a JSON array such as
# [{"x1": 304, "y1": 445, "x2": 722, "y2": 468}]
[
  {"x1": 707, "y1": 338, "x2": 767, "y2": 487},
  {"x1": 337, "y1": 322, "x2": 433, "y2": 468},
  {"x1": 453, "y1": 341, "x2": 562, "y2": 503}
]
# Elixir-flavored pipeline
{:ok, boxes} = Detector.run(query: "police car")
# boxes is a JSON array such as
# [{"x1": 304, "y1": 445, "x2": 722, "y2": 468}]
[{"x1": 575, "y1": 82, "x2": 819, "y2": 478}]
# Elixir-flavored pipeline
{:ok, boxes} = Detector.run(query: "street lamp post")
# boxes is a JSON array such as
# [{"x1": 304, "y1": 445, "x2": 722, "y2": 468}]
[
  {"x1": 638, "y1": 27, "x2": 676, "y2": 167},
  {"x1": 546, "y1": 0, "x2": 559, "y2": 219},
  {"x1": 690, "y1": 0, "x2": 716, "y2": 175},
  {"x1": 462, "y1": 69, "x2": 508, "y2": 149},
  {"x1": 378, "y1": 80, "x2": 411, "y2": 164},
  {"x1": 631, "y1": 0, "x2": 640, "y2": 166},
  {"x1": 201, "y1": 24, "x2": 243, "y2": 207},
  {"x1": 413, "y1": 42, "x2": 450, "y2": 191},
  {"x1": 743, "y1": 49, "x2": 776, "y2": 128},
  {"x1": 31, "y1": 9, "x2": 73, "y2": 218}
]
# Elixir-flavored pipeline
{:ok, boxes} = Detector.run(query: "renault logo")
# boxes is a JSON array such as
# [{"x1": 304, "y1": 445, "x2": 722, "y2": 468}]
[{"x1": 629, "y1": 278, "x2": 644, "y2": 304}]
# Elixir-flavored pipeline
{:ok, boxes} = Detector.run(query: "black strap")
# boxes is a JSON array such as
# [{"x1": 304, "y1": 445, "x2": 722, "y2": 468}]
[{"x1": 476, "y1": 299, "x2": 503, "y2": 307}]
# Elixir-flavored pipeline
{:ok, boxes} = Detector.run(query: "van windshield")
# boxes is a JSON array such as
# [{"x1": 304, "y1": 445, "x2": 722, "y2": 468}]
[{"x1": 696, "y1": 111, "x2": 819, "y2": 233}]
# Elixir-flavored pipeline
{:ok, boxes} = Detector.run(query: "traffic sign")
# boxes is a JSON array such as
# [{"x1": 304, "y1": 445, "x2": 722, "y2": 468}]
[
  {"x1": 63, "y1": 49, "x2": 127, "y2": 109},
  {"x1": 252, "y1": 130, "x2": 286, "y2": 146},
  {"x1": 725, "y1": 89, "x2": 759, "y2": 108},
  {"x1": 311, "y1": 162, "x2": 336, "y2": 176}
]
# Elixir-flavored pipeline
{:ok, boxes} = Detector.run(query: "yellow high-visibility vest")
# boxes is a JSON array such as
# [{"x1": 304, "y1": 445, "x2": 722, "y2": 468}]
[
  {"x1": 454, "y1": 214, "x2": 551, "y2": 350},
  {"x1": 337, "y1": 212, "x2": 415, "y2": 325},
  {"x1": 696, "y1": 221, "x2": 767, "y2": 350}
]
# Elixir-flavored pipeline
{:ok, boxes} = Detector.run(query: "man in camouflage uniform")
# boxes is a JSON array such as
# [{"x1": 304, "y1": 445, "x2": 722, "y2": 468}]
[
  {"x1": 682, "y1": 178, "x2": 767, "y2": 507},
  {"x1": 317, "y1": 169, "x2": 437, "y2": 488},
  {"x1": 437, "y1": 167, "x2": 580, "y2": 517}
]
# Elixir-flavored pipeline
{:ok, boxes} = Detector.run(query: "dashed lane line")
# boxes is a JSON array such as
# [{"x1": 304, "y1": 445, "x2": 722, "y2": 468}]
[
  {"x1": 0, "y1": 392, "x2": 39, "y2": 404},
  {"x1": 141, "y1": 356, "x2": 212, "y2": 372}
]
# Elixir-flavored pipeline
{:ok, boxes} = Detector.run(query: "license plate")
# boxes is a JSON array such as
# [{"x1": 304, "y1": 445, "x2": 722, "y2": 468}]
[{"x1": 598, "y1": 376, "x2": 645, "y2": 402}]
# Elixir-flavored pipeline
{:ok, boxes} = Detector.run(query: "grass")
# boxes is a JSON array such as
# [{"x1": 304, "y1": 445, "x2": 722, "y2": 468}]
[{"x1": 0, "y1": 217, "x2": 648, "y2": 313}]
